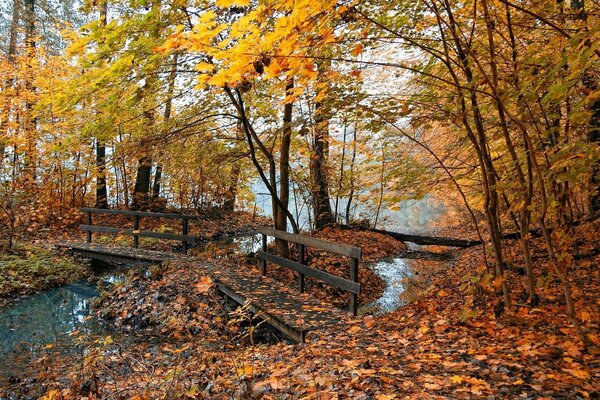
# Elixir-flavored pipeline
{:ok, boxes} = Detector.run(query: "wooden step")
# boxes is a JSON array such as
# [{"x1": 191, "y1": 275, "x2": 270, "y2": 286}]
[{"x1": 209, "y1": 263, "x2": 345, "y2": 342}]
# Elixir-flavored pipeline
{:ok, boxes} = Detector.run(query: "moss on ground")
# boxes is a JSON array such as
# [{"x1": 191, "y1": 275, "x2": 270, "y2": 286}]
[{"x1": 0, "y1": 244, "x2": 88, "y2": 301}]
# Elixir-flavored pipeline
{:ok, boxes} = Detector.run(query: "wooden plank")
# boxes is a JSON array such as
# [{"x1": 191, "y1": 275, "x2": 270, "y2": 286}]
[
  {"x1": 257, "y1": 227, "x2": 361, "y2": 259},
  {"x1": 298, "y1": 244, "x2": 305, "y2": 292},
  {"x1": 80, "y1": 207, "x2": 195, "y2": 220},
  {"x1": 86, "y1": 211, "x2": 92, "y2": 243},
  {"x1": 217, "y1": 283, "x2": 306, "y2": 343},
  {"x1": 63, "y1": 243, "x2": 174, "y2": 265},
  {"x1": 71, "y1": 249, "x2": 159, "y2": 266},
  {"x1": 79, "y1": 225, "x2": 196, "y2": 243},
  {"x1": 349, "y1": 257, "x2": 359, "y2": 315},
  {"x1": 257, "y1": 251, "x2": 361, "y2": 295},
  {"x1": 133, "y1": 215, "x2": 140, "y2": 248},
  {"x1": 79, "y1": 224, "x2": 121, "y2": 234}
]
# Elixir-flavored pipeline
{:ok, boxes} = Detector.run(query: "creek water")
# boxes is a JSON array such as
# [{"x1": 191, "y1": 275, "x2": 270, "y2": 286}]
[
  {"x1": 361, "y1": 257, "x2": 413, "y2": 314},
  {"x1": 0, "y1": 278, "x2": 110, "y2": 381}
]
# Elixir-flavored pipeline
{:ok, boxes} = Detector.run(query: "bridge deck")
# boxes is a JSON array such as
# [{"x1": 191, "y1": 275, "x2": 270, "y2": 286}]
[{"x1": 60, "y1": 243, "x2": 346, "y2": 342}]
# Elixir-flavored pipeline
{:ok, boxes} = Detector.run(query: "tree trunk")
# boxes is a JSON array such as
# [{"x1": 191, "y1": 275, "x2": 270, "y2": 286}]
[
  {"x1": 345, "y1": 126, "x2": 357, "y2": 224},
  {"x1": 95, "y1": 0, "x2": 109, "y2": 209},
  {"x1": 152, "y1": 53, "x2": 178, "y2": 200},
  {"x1": 23, "y1": 0, "x2": 36, "y2": 181},
  {"x1": 223, "y1": 86, "x2": 299, "y2": 234},
  {"x1": 0, "y1": 0, "x2": 19, "y2": 170},
  {"x1": 310, "y1": 62, "x2": 334, "y2": 230},
  {"x1": 224, "y1": 122, "x2": 242, "y2": 212},
  {"x1": 568, "y1": 0, "x2": 600, "y2": 217},
  {"x1": 275, "y1": 79, "x2": 294, "y2": 256},
  {"x1": 132, "y1": 155, "x2": 152, "y2": 210},
  {"x1": 95, "y1": 140, "x2": 108, "y2": 208}
]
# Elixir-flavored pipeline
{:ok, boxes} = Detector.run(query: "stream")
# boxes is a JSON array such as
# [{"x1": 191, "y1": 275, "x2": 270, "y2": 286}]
[
  {"x1": 0, "y1": 274, "x2": 124, "y2": 381},
  {"x1": 0, "y1": 198, "x2": 449, "y2": 380}
]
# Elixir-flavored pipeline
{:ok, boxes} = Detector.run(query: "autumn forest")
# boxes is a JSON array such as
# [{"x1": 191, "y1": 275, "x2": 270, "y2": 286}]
[{"x1": 0, "y1": 0, "x2": 599, "y2": 398}]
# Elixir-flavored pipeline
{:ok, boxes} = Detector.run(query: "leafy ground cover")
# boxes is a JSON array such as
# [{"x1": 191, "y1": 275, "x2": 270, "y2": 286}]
[
  {"x1": 0, "y1": 245, "x2": 89, "y2": 307},
  {"x1": 2, "y1": 223, "x2": 598, "y2": 399}
]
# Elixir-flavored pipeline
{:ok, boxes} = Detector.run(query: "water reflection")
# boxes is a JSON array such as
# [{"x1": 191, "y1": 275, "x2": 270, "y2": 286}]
[
  {"x1": 0, "y1": 279, "x2": 114, "y2": 379},
  {"x1": 361, "y1": 258, "x2": 413, "y2": 315}
]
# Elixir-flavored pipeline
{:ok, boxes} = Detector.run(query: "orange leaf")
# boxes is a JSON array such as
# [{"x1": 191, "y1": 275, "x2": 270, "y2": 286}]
[
  {"x1": 196, "y1": 276, "x2": 213, "y2": 294},
  {"x1": 351, "y1": 43, "x2": 363, "y2": 57}
]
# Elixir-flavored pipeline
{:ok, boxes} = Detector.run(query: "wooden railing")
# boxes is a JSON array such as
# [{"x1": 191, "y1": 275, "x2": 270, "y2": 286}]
[
  {"x1": 80, "y1": 208, "x2": 196, "y2": 254},
  {"x1": 256, "y1": 227, "x2": 361, "y2": 315}
]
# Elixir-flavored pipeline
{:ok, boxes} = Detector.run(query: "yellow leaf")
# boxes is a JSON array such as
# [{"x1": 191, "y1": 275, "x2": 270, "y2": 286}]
[
  {"x1": 451, "y1": 375, "x2": 463, "y2": 384},
  {"x1": 185, "y1": 385, "x2": 200, "y2": 398},
  {"x1": 348, "y1": 325, "x2": 361, "y2": 333},
  {"x1": 41, "y1": 390, "x2": 59, "y2": 400},
  {"x1": 216, "y1": 0, "x2": 250, "y2": 7},
  {"x1": 236, "y1": 364, "x2": 253, "y2": 377},
  {"x1": 564, "y1": 368, "x2": 591, "y2": 379},
  {"x1": 196, "y1": 62, "x2": 214, "y2": 72}
]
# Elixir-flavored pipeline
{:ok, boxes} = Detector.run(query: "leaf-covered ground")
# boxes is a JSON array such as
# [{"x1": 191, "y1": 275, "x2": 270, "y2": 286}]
[{"x1": 2, "y1": 223, "x2": 599, "y2": 399}]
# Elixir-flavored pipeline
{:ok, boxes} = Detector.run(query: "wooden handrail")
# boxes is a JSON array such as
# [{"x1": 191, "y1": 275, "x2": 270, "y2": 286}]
[
  {"x1": 80, "y1": 208, "x2": 195, "y2": 254},
  {"x1": 80, "y1": 207, "x2": 195, "y2": 220},
  {"x1": 257, "y1": 227, "x2": 361, "y2": 259},
  {"x1": 257, "y1": 227, "x2": 361, "y2": 315}
]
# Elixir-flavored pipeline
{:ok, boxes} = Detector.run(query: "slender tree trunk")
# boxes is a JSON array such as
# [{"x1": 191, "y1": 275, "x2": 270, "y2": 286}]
[
  {"x1": 310, "y1": 61, "x2": 334, "y2": 230},
  {"x1": 95, "y1": 140, "x2": 108, "y2": 208},
  {"x1": 95, "y1": 0, "x2": 109, "y2": 208},
  {"x1": 482, "y1": 0, "x2": 535, "y2": 304},
  {"x1": 373, "y1": 144, "x2": 386, "y2": 229},
  {"x1": 345, "y1": 126, "x2": 357, "y2": 224},
  {"x1": 0, "y1": 0, "x2": 19, "y2": 170},
  {"x1": 224, "y1": 122, "x2": 243, "y2": 212},
  {"x1": 152, "y1": 53, "x2": 178, "y2": 200},
  {"x1": 223, "y1": 86, "x2": 299, "y2": 233},
  {"x1": 335, "y1": 122, "x2": 348, "y2": 222},
  {"x1": 567, "y1": 0, "x2": 600, "y2": 218},
  {"x1": 152, "y1": 164, "x2": 162, "y2": 199},
  {"x1": 23, "y1": 0, "x2": 36, "y2": 181},
  {"x1": 438, "y1": 0, "x2": 511, "y2": 308},
  {"x1": 275, "y1": 79, "x2": 294, "y2": 255}
]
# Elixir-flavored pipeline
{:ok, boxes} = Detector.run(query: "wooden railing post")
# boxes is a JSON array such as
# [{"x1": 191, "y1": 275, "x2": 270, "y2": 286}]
[
  {"x1": 182, "y1": 218, "x2": 189, "y2": 255},
  {"x1": 133, "y1": 215, "x2": 140, "y2": 248},
  {"x1": 349, "y1": 257, "x2": 359, "y2": 315},
  {"x1": 298, "y1": 244, "x2": 306, "y2": 292},
  {"x1": 86, "y1": 211, "x2": 92, "y2": 243},
  {"x1": 261, "y1": 233, "x2": 267, "y2": 275}
]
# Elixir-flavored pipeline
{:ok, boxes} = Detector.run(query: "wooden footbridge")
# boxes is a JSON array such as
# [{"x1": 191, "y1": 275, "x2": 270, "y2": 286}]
[{"x1": 59, "y1": 208, "x2": 362, "y2": 342}]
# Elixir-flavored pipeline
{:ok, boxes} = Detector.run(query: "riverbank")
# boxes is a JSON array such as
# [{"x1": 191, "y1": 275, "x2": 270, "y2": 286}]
[{"x1": 0, "y1": 245, "x2": 90, "y2": 308}]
